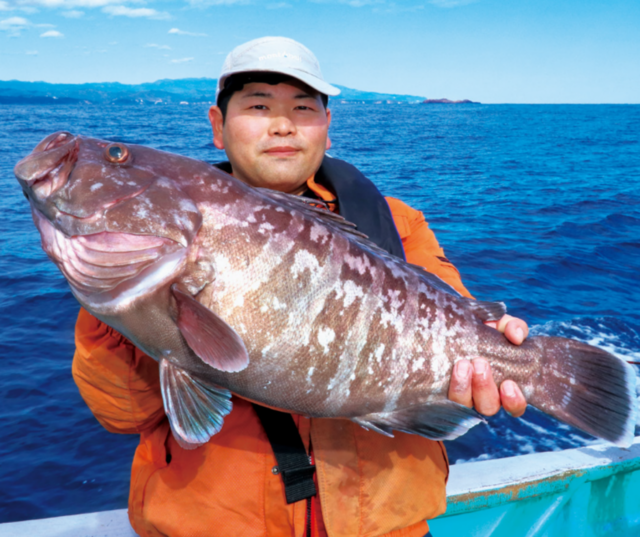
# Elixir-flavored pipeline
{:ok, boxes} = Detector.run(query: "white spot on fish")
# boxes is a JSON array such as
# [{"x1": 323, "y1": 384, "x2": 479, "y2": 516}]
[
  {"x1": 258, "y1": 222, "x2": 275, "y2": 234},
  {"x1": 317, "y1": 327, "x2": 335, "y2": 354},
  {"x1": 411, "y1": 356, "x2": 426, "y2": 372},
  {"x1": 90, "y1": 182, "x2": 103, "y2": 191},
  {"x1": 310, "y1": 223, "x2": 329, "y2": 243},
  {"x1": 307, "y1": 366, "x2": 315, "y2": 383},
  {"x1": 344, "y1": 253, "x2": 371, "y2": 275},
  {"x1": 342, "y1": 280, "x2": 364, "y2": 308},
  {"x1": 291, "y1": 249, "x2": 320, "y2": 279},
  {"x1": 375, "y1": 344, "x2": 385, "y2": 363},
  {"x1": 386, "y1": 289, "x2": 404, "y2": 309}
]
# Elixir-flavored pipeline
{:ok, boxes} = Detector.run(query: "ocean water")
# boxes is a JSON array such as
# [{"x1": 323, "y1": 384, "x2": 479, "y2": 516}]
[{"x1": 1, "y1": 102, "x2": 639, "y2": 523}]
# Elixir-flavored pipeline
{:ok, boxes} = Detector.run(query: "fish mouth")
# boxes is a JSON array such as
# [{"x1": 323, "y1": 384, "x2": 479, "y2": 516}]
[
  {"x1": 33, "y1": 208, "x2": 185, "y2": 300},
  {"x1": 15, "y1": 132, "x2": 79, "y2": 200}
]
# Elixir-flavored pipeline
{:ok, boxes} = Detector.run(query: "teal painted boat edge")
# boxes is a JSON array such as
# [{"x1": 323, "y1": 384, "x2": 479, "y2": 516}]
[{"x1": 429, "y1": 437, "x2": 640, "y2": 536}]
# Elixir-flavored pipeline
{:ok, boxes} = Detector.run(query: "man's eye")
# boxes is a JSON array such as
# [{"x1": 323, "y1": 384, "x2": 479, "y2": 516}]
[{"x1": 251, "y1": 105, "x2": 268, "y2": 110}]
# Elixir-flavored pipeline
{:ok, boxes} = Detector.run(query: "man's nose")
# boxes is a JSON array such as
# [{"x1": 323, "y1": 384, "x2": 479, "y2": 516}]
[{"x1": 268, "y1": 115, "x2": 297, "y2": 136}]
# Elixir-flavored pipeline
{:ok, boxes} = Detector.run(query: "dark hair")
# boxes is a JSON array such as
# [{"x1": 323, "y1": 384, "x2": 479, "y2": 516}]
[{"x1": 217, "y1": 71, "x2": 329, "y2": 121}]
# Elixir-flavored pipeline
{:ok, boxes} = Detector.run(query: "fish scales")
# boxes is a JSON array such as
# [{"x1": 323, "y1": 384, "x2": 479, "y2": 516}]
[{"x1": 14, "y1": 132, "x2": 638, "y2": 449}]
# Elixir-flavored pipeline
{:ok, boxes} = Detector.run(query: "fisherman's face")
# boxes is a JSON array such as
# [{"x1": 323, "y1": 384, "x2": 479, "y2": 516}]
[{"x1": 209, "y1": 80, "x2": 331, "y2": 195}]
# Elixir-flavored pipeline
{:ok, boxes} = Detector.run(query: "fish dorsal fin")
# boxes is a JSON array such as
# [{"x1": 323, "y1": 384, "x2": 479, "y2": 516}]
[
  {"x1": 257, "y1": 188, "x2": 466, "y2": 300},
  {"x1": 405, "y1": 263, "x2": 463, "y2": 297},
  {"x1": 353, "y1": 400, "x2": 484, "y2": 441},
  {"x1": 459, "y1": 298, "x2": 507, "y2": 322},
  {"x1": 256, "y1": 188, "x2": 369, "y2": 239},
  {"x1": 172, "y1": 284, "x2": 249, "y2": 373},
  {"x1": 160, "y1": 359, "x2": 233, "y2": 449}
]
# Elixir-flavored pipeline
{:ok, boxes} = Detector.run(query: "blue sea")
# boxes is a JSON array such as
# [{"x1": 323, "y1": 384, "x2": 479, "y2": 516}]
[{"x1": 1, "y1": 103, "x2": 639, "y2": 523}]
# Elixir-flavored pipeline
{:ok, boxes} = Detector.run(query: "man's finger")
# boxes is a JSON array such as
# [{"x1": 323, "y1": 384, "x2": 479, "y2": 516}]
[
  {"x1": 485, "y1": 315, "x2": 529, "y2": 346},
  {"x1": 500, "y1": 380, "x2": 527, "y2": 418},
  {"x1": 448, "y1": 360, "x2": 473, "y2": 408},
  {"x1": 470, "y1": 358, "x2": 501, "y2": 416},
  {"x1": 504, "y1": 318, "x2": 529, "y2": 346}
]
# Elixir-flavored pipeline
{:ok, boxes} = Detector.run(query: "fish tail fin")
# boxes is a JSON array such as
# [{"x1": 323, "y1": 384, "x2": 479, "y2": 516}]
[{"x1": 529, "y1": 336, "x2": 637, "y2": 447}]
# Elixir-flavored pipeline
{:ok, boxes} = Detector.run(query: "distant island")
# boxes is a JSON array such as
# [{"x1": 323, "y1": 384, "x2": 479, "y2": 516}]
[
  {"x1": 422, "y1": 98, "x2": 480, "y2": 104},
  {"x1": 0, "y1": 78, "x2": 427, "y2": 105}
]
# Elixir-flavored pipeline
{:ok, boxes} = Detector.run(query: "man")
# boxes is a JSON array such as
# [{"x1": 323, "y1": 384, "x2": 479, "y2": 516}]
[{"x1": 73, "y1": 36, "x2": 528, "y2": 537}]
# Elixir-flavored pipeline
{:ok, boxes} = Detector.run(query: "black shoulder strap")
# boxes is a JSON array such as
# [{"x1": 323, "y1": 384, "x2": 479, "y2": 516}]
[
  {"x1": 315, "y1": 155, "x2": 406, "y2": 261},
  {"x1": 214, "y1": 157, "x2": 405, "y2": 505},
  {"x1": 252, "y1": 405, "x2": 317, "y2": 504}
]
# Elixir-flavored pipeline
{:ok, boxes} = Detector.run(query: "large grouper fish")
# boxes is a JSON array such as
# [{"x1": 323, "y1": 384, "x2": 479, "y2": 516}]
[{"x1": 15, "y1": 131, "x2": 638, "y2": 449}]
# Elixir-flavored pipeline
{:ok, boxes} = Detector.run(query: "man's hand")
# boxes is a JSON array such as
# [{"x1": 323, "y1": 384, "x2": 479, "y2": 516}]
[{"x1": 448, "y1": 315, "x2": 528, "y2": 418}]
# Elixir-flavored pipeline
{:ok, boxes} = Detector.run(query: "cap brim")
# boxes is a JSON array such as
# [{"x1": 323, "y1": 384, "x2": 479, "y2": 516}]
[{"x1": 219, "y1": 66, "x2": 340, "y2": 98}]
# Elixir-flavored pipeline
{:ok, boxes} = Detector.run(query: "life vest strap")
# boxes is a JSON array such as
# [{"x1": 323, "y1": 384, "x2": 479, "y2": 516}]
[{"x1": 253, "y1": 404, "x2": 317, "y2": 504}]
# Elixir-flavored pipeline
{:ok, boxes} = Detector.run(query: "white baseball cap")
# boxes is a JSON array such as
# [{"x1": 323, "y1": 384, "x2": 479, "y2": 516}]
[{"x1": 216, "y1": 36, "x2": 340, "y2": 102}]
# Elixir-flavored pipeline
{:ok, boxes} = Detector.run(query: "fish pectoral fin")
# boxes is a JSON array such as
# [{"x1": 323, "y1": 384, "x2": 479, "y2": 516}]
[
  {"x1": 172, "y1": 283, "x2": 249, "y2": 373},
  {"x1": 160, "y1": 359, "x2": 233, "y2": 450},
  {"x1": 352, "y1": 401, "x2": 485, "y2": 441},
  {"x1": 460, "y1": 298, "x2": 507, "y2": 322}
]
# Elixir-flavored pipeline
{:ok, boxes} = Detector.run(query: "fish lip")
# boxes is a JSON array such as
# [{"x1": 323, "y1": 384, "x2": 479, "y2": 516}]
[{"x1": 16, "y1": 137, "x2": 80, "y2": 199}]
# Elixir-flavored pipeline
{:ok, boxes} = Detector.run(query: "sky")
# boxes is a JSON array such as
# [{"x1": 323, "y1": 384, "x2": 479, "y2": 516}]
[{"x1": 0, "y1": 0, "x2": 639, "y2": 103}]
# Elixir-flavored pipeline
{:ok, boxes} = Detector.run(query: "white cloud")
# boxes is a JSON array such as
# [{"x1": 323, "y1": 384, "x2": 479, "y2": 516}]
[
  {"x1": 40, "y1": 29, "x2": 62, "y2": 36},
  {"x1": 0, "y1": 1, "x2": 11, "y2": 10},
  {"x1": 267, "y1": 2, "x2": 291, "y2": 7},
  {"x1": 0, "y1": 15, "x2": 27, "y2": 26},
  {"x1": 102, "y1": 5, "x2": 170, "y2": 18},
  {"x1": 0, "y1": 15, "x2": 28, "y2": 34},
  {"x1": 170, "y1": 57, "x2": 194, "y2": 63},
  {"x1": 145, "y1": 43, "x2": 171, "y2": 49},
  {"x1": 25, "y1": 49, "x2": 37, "y2": 54},
  {"x1": 168, "y1": 27, "x2": 206, "y2": 36},
  {"x1": 61, "y1": 9, "x2": 83, "y2": 16}
]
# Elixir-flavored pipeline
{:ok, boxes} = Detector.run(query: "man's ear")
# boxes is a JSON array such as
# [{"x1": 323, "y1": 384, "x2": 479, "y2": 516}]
[
  {"x1": 325, "y1": 108, "x2": 332, "y2": 150},
  {"x1": 209, "y1": 106, "x2": 225, "y2": 150}
]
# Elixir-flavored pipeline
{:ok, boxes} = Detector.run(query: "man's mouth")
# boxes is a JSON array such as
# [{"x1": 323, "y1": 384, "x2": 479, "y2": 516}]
[{"x1": 264, "y1": 146, "x2": 301, "y2": 157}]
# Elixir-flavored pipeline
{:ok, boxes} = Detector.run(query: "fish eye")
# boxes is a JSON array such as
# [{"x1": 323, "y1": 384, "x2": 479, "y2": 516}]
[{"x1": 105, "y1": 143, "x2": 130, "y2": 164}]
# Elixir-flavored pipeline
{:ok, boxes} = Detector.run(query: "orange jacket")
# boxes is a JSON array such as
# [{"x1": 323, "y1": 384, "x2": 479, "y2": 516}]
[{"x1": 73, "y1": 182, "x2": 472, "y2": 537}]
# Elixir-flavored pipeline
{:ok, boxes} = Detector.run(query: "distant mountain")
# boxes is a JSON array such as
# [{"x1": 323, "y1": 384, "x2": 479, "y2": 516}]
[
  {"x1": 332, "y1": 85, "x2": 425, "y2": 103},
  {"x1": 0, "y1": 78, "x2": 426, "y2": 105},
  {"x1": 422, "y1": 98, "x2": 480, "y2": 104}
]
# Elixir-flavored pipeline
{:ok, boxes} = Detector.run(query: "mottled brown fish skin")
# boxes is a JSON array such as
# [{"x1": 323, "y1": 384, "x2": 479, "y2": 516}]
[{"x1": 16, "y1": 132, "x2": 637, "y2": 447}]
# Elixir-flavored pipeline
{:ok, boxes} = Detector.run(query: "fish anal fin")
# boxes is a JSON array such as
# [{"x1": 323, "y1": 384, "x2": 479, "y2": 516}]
[
  {"x1": 353, "y1": 417, "x2": 395, "y2": 437},
  {"x1": 160, "y1": 359, "x2": 233, "y2": 449},
  {"x1": 353, "y1": 401, "x2": 484, "y2": 441},
  {"x1": 460, "y1": 298, "x2": 507, "y2": 322},
  {"x1": 172, "y1": 284, "x2": 249, "y2": 373}
]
